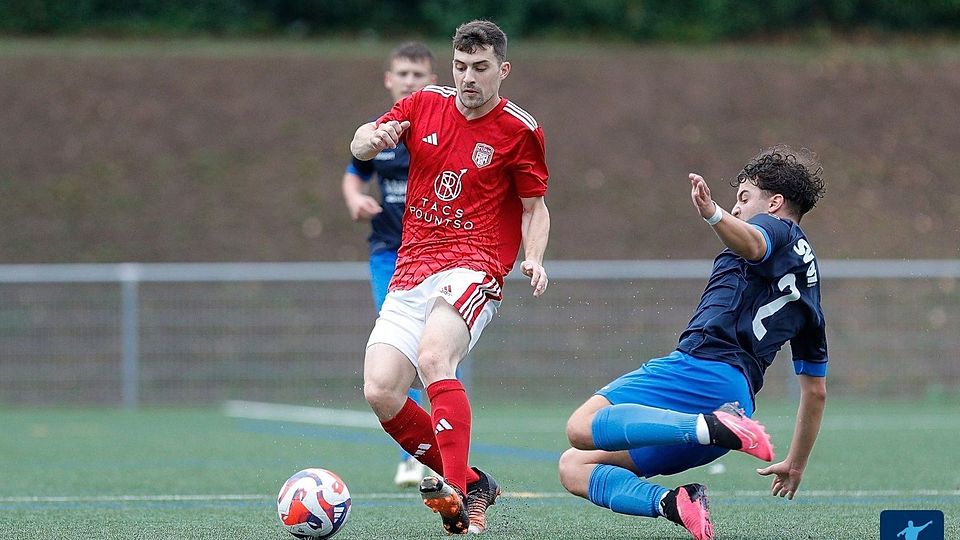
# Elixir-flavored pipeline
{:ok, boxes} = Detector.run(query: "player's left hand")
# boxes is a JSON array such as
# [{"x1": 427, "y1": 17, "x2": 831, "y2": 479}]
[
  {"x1": 756, "y1": 460, "x2": 804, "y2": 500},
  {"x1": 689, "y1": 173, "x2": 718, "y2": 219},
  {"x1": 520, "y1": 260, "x2": 548, "y2": 297}
]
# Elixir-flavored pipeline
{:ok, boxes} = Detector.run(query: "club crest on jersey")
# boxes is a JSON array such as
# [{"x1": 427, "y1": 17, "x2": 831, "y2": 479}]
[
  {"x1": 472, "y1": 143, "x2": 495, "y2": 168},
  {"x1": 434, "y1": 169, "x2": 467, "y2": 201}
]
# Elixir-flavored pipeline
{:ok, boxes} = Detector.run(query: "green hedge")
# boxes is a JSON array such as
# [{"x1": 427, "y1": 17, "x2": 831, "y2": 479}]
[{"x1": 2, "y1": 0, "x2": 959, "y2": 39}]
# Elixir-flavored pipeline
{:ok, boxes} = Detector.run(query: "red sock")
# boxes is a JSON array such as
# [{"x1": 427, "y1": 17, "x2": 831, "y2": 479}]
[
  {"x1": 427, "y1": 379, "x2": 480, "y2": 493},
  {"x1": 380, "y1": 397, "x2": 444, "y2": 475}
]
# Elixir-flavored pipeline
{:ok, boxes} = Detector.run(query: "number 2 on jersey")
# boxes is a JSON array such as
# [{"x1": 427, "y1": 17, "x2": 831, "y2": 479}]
[{"x1": 752, "y1": 273, "x2": 801, "y2": 340}]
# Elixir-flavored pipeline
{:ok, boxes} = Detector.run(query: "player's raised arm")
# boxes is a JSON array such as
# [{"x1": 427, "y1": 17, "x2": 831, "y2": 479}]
[
  {"x1": 690, "y1": 173, "x2": 767, "y2": 261},
  {"x1": 519, "y1": 196, "x2": 550, "y2": 297},
  {"x1": 351, "y1": 120, "x2": 411, "y2": 161},
  {"x1": 756, "y1": 373, "x2": 826, "y2": 499}
]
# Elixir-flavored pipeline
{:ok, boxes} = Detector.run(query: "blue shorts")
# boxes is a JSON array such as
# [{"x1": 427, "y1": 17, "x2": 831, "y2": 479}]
[
  {"x1": 596, "y1": 350, "x2": 754, "y2": 477},
  {"x1": 369, "y1": 250, "x2": 398, "y2": 312}
]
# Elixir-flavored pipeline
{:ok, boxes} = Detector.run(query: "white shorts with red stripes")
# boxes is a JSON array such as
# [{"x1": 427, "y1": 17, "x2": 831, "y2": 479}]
[{"x1": 366, "y1": 268, "x2": 502, "y2": 365}]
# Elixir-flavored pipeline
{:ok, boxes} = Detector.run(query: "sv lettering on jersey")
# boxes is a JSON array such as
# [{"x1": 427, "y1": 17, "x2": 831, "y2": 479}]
[
  {"x1": 794, "y1": 239, "x2": 819, "y2": 286},
  {"x1": 382, "y1": 179, "x2": 406, "y2": 204}
]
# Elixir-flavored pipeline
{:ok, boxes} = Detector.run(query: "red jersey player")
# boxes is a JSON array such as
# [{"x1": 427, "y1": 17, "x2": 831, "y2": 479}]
[{"x1": 350, "y1": 20, "x2": 551, "y2": 535}]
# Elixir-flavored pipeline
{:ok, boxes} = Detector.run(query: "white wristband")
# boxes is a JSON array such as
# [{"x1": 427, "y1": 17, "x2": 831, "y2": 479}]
[{"x1": 704, "y1": 202, "x2": 723, "y2": 226}]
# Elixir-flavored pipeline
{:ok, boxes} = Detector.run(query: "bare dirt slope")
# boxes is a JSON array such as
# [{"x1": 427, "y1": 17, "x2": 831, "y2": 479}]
[{"x1": 2, "y1": 41, "x2": 959, "y2": 263}]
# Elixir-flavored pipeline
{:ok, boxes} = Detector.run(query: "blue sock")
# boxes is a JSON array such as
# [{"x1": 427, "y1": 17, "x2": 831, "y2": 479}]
[
  {"x1": 588, "y1": 464, "x2": 668, "y2": 517},
  {"x1": 398, "y1": 387, "x2": 424, "y2": 461},
  {"x1": 592, "y1": 404, "x2": 699, "y2": 451}
]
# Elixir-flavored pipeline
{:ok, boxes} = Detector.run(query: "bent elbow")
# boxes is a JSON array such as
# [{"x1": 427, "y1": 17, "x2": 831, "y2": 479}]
[
  {"x1": 349, "y1": 141, "x2": 366, "y2": 161},
  {"x1": 746, "y1": 237, "x2": 768, "y2": 262}
]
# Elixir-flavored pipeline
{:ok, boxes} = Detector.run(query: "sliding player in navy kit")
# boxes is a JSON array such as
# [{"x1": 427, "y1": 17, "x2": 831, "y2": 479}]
[{"x1": 558, "y1": 146, "x2": 828, "y2": 540}]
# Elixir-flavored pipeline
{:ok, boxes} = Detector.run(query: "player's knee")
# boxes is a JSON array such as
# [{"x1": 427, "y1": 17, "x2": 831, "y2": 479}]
[
  {"x1": 416, "y1": 349, "x2": 456, "y2": 383},
  {"x1": 557, "y1": 449, "x2": 577, "y2": 491},
  {"x1": 565, "y1": 414, "x2": 594, "y2": 450},
  {"x1": 557, "y1": 448, "x2": 588, "y2": 497},
  {"x1": 362, "y1": 380, "x2": 404, "y2": 418}
]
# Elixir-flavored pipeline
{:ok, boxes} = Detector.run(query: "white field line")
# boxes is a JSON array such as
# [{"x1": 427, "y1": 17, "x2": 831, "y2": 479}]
[
  {"x1": 3, "y1": 490, "x2": 959, "y2": 504},
  {"x1": 223, "y1": 400, "x2": 379, "y2": 429},
  {"x1": 221, "y1": 400, "x2": 565, "y2": 433}
]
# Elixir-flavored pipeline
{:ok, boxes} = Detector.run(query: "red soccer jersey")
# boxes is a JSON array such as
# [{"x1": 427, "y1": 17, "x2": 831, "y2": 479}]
[{"x1": 378, "y1": 85, "x2": 549, "y2": 291}]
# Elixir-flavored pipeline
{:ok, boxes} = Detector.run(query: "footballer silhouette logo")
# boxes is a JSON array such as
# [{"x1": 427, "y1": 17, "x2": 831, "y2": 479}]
[
  {"x1": 880, "y1": 510, "x2": 944, "y2": 540},
  {"x1": 434, "y1": 169, "x2": 466, "y2": 201}
]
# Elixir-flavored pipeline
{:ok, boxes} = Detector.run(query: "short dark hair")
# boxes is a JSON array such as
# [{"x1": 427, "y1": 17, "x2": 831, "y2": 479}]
[
  {"x1": 732, "y1": 145, "x2": 826, "y2": 217},
  {"x1": 453, "y1": 20, "x2": 507, "y2": 63},
  {"x1": 389, "y1": 41, "x2": 435, "y2": 71}
]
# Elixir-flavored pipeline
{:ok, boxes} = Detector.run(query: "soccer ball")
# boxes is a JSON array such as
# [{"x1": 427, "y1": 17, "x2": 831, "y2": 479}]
[{"x1": 277, "y1": 468, "x2": 352, "y2": 539}]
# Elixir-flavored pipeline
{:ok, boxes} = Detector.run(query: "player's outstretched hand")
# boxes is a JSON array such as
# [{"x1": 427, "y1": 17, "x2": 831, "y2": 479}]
[
  {"x1": 370, "y1": 120, "x2": 411, "y2": 151},
  {"x1": 520, "y1": 260, "x2": 548, "y2": 297},
  {"x1": 689, "y1": 173, "x2": 718, "y2": 219},
  {"x1": 756, "y1": 460, "x2": 804, "y2": 500}
]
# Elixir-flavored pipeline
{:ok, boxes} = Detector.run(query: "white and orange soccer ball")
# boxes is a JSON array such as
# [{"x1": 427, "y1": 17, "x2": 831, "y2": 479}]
[{"x1": 277, "y1": 468, "x2": 352, "y2": 539}]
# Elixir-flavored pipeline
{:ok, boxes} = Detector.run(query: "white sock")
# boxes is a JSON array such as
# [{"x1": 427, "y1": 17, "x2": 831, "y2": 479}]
[{"x1": 695, "y1": 414, "x2": 711, "y2": 445}]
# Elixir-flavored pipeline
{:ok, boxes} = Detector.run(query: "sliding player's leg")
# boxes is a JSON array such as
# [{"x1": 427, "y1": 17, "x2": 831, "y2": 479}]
[
  {"x1": 569, "y1": 352, "x2": 772, "y2": 461},
  {"x1": 560, "y1": 351, "x2": 774, "y2": 540},
  {"x1": 558, "y1": 446, "x2": 713, "y2": 540}
]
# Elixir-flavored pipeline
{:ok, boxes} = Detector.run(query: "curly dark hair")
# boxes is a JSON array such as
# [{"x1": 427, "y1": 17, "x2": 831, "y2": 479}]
[{"x1": 731, "y1": 145, "x2": 826, "y2": 217}]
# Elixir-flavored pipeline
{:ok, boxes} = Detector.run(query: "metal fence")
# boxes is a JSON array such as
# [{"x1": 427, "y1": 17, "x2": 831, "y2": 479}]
[{"x1": 0, "y1": 260, "x2": 957, "y2": 407}]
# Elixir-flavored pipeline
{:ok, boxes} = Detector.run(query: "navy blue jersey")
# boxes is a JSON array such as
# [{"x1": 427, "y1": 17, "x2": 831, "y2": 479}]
[
  {"x1": 677, "y1": 213, "x2": 828, "y2": 397},
  {"x1": 346, "y1": 120, "x2": 409, "y2": 256}
]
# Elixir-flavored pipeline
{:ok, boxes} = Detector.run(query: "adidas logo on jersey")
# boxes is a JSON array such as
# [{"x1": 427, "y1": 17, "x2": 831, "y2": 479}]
[
  {"x1": 435, "y1": 419, "x2": 453, "y2": 433},
  {"x1": 422, "y1": 132, "x2": 438, "y2": 145},
  {"x1": 440, "y1": 285, "x2": 453, "y2": 296}
]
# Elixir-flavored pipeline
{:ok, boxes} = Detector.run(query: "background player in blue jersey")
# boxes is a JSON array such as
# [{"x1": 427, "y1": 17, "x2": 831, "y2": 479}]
[
  {"x1": 341, "y1": 42, "x2": 436, "y2": 487},
  {"x1": 558, "y1": 146, "x2": 828, "y2": 540}
]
